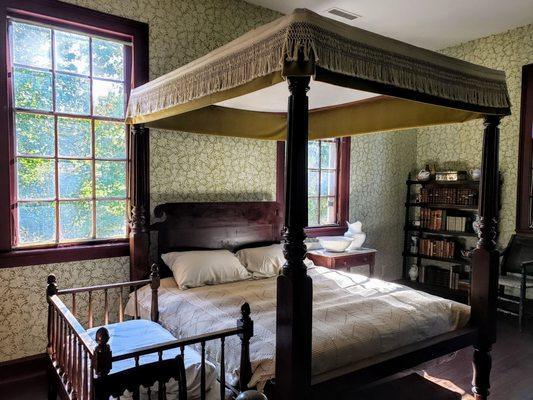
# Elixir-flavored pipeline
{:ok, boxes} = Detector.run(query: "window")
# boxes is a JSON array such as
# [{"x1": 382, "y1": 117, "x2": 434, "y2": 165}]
[
  {"x1": 0, "y1": 0, "x2": 148, "y2": 267},
  {"x1": 275, "y1": 137, "x2": 350, "y2": 235},
  {"x1": 308, "y1": 139, "x2": 338, "y2": 226},
  {"x1": 9, "y1": 20, "x2": 129, "y2": 247},
  {"x1": 517, "y1": 63, "x2": 533, "y2": 234}
]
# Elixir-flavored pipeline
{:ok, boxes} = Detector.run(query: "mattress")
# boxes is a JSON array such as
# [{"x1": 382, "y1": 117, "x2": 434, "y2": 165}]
[
  {"x1": 86, "y1": 319, "x2": 219, "y2": 400},
  {"x1": 125, "y1": 266, "x2": 470, "y2": 390}
]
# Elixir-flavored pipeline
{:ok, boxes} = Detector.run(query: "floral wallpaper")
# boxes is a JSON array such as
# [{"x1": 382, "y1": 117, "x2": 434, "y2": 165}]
[
  {"x1": 2, "y1": 0, "x2": 531, "y2": 363},
  {"x1": 0, "y1": 0, "x2": 279, "y2": 363},
  {"x1": 349, "y1": 130, "x2": 418, "y2": 280},
  {"x1": 417, "y1": 23, "x2": 533, "y2": 247},
  {"x1": 0, "y1": 257, "x2": 129, "y2": 361}
]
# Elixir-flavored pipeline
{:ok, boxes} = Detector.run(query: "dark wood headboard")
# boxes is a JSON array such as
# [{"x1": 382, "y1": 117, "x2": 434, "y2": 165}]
[{"x1": 151, "y1": 202, "x2": 283, "y2": 276}]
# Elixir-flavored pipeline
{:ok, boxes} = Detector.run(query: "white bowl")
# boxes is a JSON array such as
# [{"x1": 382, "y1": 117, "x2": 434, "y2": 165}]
[{"x1": 317, "y1": 236, "x2": 353, "y2": 253}]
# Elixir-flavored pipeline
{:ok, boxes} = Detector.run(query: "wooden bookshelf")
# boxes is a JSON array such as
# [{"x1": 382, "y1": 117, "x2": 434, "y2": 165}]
[{"x1": 402, "y1": 173, "x2": 494, "y2": 302}]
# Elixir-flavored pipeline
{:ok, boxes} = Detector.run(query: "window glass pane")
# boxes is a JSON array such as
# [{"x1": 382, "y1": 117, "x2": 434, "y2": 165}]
[
  {"x1": 59, "y1": 201, "x2": 92, "y2": 240},
  {"x1": 93, "y1": 80, "x2": 124, "y2": 118},
  {"x1": 95, "y1": 121, "x2": 126, "y2": 159},
  {"x1": 320, "y1": 141, "x2": 337, "y2": 169},
  {"x1": 55, "y1": 30, "x2": 90, "y2": 75},
  {"x1": 15, "y1": 112, "x2": 54, "y2": 156},
  {"x1": 308, "y1": 197, "x2": 318, "y2": 227},
  {"x1": 56, "y1": 73, "x2": 90, "y2": 115},
  {"x1": 14, "y1": 67, "x2": 53, "y2": 111},
  {"x1": 95, "y1": 161, "x2": 126, "y2": 197},
  {"x1": 12, "y1": 22, "x2": 51, "y2": 69},
  {"x1": 58, "y1": 117, "x2": 91, "y2": 157},
  {"x1": 17, "y1": 158, "x2": 55, "y2": 200},
  {"x1": 18, "y1": 202, "x2": 55, "y2": 245},
  {"x1": 96, "y1": 200, "x2": 126, "y2": 238},
  {"x1": 320, "y1": 171, "x2": 336, "y2": 196},
  {"x1": 308, "y1": 170, "x2": 319, "y2": 196},
  {"x1": 308, "y1": 141, "x2": 319, "y2": 169},
  {"x1": 58, "y1": 160, "x2": 92, "y2": 199},
  {"x1": 319, "y1": 197, "x2": 336, "y2": 225},
  {"x1": 92, "y1": 38, "x2": 124, "y2": 80}
]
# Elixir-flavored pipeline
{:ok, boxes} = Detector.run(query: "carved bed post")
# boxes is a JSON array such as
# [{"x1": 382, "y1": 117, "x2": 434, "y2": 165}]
[
  {"x1": 238, "y1": 302, "x2": 254, "y2": 391},
  {"x1": 150, "y1": 264, "x2": 160, "y2": 322},
  {"x1": 275, "y1": 75, "x2": 313, "y2": 400},
  {"x1": 129, "y1": 123, "x2": 150, "y2": 281},
  {"x1": 470, "y1": 115, "x2": 501, "y2": 400},
  {"x1": 46, "y1": 274, "x2": 57, "y2": 355}
]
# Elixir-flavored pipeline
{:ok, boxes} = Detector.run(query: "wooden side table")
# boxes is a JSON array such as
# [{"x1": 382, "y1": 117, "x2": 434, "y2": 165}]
[{"x1": 307, "y1": 248, "x2": 377, "y2": 277}]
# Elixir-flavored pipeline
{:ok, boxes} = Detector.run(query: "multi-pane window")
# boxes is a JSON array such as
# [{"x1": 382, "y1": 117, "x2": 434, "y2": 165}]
[
  {"x1": 9, "y1": 20, "x2": 129, "y2": 247},
  {"x1": 308, "y1": 139, "x2": 338, "y2": 226}
]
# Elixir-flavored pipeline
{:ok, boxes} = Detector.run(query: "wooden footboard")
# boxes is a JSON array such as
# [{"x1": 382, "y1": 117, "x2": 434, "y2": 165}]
[{"x1": 46, "y1": 265, "x2": 254, "y2": 400}]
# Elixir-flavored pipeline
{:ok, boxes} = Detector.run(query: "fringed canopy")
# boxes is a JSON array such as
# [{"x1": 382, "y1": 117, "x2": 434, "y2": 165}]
[{"x1": 126, "y1": 8, "x2": 511, "y2": 140}]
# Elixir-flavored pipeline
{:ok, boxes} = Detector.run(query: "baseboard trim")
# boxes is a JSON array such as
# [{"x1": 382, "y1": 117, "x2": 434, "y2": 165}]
[{"x1": 0, "y1": 353, "x2": 47, "y2": 385}]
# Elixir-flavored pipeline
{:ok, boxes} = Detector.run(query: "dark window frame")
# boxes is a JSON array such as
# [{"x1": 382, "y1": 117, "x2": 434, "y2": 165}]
[
  {"x1": 276, "y1": 137, "x2": 351, "y2": 238},
  {"x1": 0, "y1": 0, "x2": 149, "y2": 268},
  {"x1": 517, "y1": 63, "x2": 533, "y2": 234}
]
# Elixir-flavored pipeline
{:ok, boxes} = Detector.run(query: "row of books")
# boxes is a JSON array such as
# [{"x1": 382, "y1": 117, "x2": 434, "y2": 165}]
[
  {"x1": 419, "y1": 238, "x2": 456, "y2": 259},
  {"x1": 418, "y1": 187, "x2": 478, "y2": 206},
  {"x1": 419, "y1": 264, "x2": 462, "y2": 290},
  {"x1": 446, "y1": 216, "x2": 468, "y2": 232},
  {"x1": 419, "y1": 209, "x2": 470, "y2": 232}
]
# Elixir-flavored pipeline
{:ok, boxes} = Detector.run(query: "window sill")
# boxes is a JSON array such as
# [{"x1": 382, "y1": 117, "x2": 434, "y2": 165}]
[
  {"x1": 305, "y1": 225, "x2": 346, "y2": 238},
  {"x1": 0, "y1": 241, "x2": 129, "y2": 268}
]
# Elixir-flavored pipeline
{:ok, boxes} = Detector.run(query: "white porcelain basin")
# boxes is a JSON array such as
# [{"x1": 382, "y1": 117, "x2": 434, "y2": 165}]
[{"x1": 317, "y1": 236, "x2": 353, "y2": 253}]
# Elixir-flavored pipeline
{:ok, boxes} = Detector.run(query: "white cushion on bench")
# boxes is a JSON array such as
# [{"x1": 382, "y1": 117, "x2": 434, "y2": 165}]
[{"x1": 87, "y1": 319, "x2": 217, "y2": 399}]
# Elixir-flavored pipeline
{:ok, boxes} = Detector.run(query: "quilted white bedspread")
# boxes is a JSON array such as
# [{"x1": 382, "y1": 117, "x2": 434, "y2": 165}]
[{"x1": 125, "y1": 266, "x2": 470, "y2": 390}]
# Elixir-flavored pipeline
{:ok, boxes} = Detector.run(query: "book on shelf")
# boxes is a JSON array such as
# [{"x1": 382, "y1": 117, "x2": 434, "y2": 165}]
[
  {"x1": 418, "y1": 187, "x2": 477, "y2": 206},
  {"x1": 421, "y1": 264, "x2": 462, "y2": 289},
  {"x1": 419, "y1": 238, "x2": 456, "y2": 259}
]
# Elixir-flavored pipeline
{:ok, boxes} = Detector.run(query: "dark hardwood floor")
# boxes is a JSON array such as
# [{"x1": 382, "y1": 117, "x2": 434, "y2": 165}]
[{"x1": 1, "y1": 316, "x2": 531, "y2": 400}]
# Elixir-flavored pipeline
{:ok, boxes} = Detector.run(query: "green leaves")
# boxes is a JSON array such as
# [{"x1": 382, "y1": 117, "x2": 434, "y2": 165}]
[
  {"x1": 14, "y1": 67, "x2": 53, "y2": 111},
  {"x1": 11, "y1": 20, "x2": 128, "y2": 246}
]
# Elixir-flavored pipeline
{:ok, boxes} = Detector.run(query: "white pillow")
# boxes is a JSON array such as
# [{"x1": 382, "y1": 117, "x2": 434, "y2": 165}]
[
  {"x1": 162, "y1": 250, "x2": 250, "y2": 289},
  {"x1": 236, "y1": 244, "x2": 285, "y2": 278}
]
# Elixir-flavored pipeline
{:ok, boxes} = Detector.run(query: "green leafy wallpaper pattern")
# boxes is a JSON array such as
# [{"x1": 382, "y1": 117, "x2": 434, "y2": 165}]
[
  {"x1": 417, "y1": 23, "x2": 533, "y2": 247},
  {"x1": 349, "y1": 130, "x2": 418, "y2": 280}
]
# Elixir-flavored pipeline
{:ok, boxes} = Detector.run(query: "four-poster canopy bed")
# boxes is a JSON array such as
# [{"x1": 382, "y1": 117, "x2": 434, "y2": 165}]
[{"x1": 124, "y1": 8, "x2": 511, "y2": 400}]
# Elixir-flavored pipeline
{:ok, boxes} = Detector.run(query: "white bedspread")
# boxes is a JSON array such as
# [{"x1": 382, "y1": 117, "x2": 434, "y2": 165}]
[{"x1": 125, "y1": 267, "x2": 470, "y2": 390}]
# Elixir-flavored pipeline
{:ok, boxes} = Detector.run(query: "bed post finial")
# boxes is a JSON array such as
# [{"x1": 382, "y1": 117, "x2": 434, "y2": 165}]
[
  {"x1": 46, "y1": 274, "x2": 57, "y2": 297},
  {"x1": 46, "y1": 274, "x2": 58, "y2": 354},
  {"x1": 238, "y1": 302, "x2": 254, "y2": 392},
  {"x1": 94, "y1": 327, "x2": 112, "y2": 377},
  {"x1": 470, "y1": 114, "x2": 501, "y2": 400},
  {"x1": 276, "y1": 74, "x2": 313, "y2": 400},
  {"x1": 150, "y1": 263, "x2": 160, "y2": 322},
  {"x1": 129, "y1": 123, "x2": 150, "y2": 282}
]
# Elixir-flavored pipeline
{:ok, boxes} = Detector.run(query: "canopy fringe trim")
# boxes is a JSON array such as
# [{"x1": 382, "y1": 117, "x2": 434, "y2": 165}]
[{"x1": 126, "y1": 9, "x2": 510, "y2": 122}]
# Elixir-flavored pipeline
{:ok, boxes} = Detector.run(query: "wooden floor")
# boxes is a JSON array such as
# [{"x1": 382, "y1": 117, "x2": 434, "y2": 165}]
[{"x1": 1, "y1": 316, "x2": 531, "y2": 400}]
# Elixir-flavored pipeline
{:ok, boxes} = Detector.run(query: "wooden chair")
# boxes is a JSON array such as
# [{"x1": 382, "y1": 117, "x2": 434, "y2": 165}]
[{"x1": 498, "y1": 234, "x2": 533, "y2": 331}]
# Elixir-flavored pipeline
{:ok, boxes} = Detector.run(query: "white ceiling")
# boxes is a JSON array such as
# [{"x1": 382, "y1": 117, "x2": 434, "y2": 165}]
[
  {"x1": 245, "y1": 0, "x2": 533, "y2": 50},
  {"x1": 217, "y1": 81, "x2": 378, "y2": 112}
]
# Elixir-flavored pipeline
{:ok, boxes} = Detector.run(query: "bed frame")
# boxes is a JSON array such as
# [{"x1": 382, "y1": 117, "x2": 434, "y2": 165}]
[
  {"x1": 46, "y1": 265, "x2": 254, "y2": 400},
  {"x1": 128, "y1": 66, "x2": 502, "y2": 400}
]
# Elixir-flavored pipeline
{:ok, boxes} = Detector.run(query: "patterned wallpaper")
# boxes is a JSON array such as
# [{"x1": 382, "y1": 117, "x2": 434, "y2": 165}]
[
  {"x1": 0, "y1": 0, "x2": 279, "y2": 363},
  {"x1": 349, "y1": 130, "x2": 418, "y2": 280},
  {"x1": 1, "y1": 0, "x2": 531, "y2": 363},
  {"x1": 417, "y1": 24, "x2": 533, "y2": 247},
  {"x1": 0, "y1": 257, "x2": 129, "y2": 361}
]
